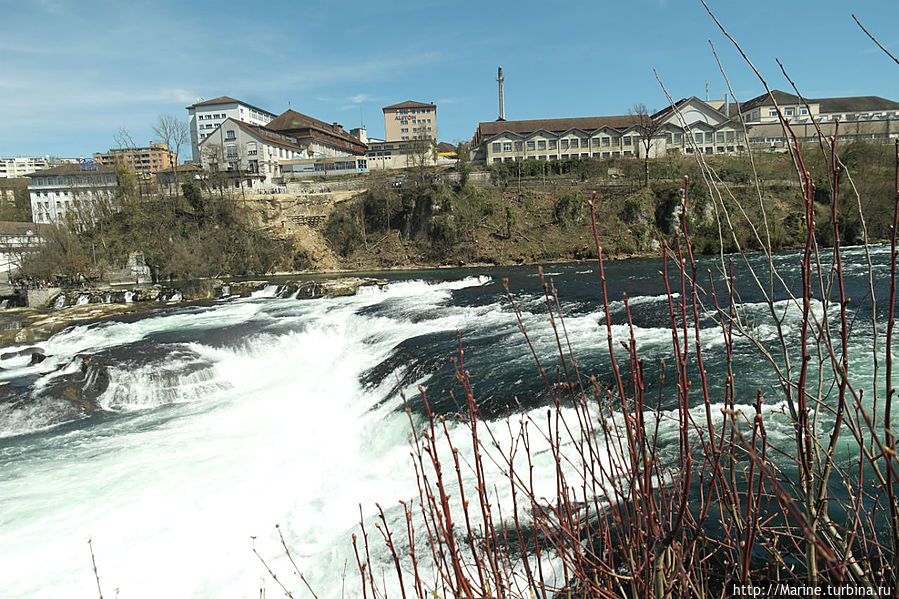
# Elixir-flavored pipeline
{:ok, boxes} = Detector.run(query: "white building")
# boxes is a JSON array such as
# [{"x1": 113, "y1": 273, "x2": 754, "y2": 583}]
[
  {"x1": 27, "y1": 163, "x2": 118, "y2": 228},
  {"x1": 0, "y1": 156, "x2": 77, "y2": 179},
  {"x1": 198, "y1": 118, "x2": 306, "y2": 189},
  {"x1": 0, "y1": 221, "x2": 45, "y2": 276},
  {"x1": 186, "y1": 96, "x2": 278, "y2": 163}
]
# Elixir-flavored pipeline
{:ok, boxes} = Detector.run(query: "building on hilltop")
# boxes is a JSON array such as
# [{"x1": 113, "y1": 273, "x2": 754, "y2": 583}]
[
  {"x1": 650, "y1": 97, "x2": 747, "y2": 155},
  {"x1": 471, "y1": 115, "x2": 663, "y2": 164},
  {"x1": 187, "y1": 96, "x2": 278, "y2": 162},
  {"x1": 470, "y1": 99, "x2": 748, "y2": 164},
  {"x1": 734, "y1": 90, "x2": 899, "y2": 149},
  {"x1": 383, "y1": 101, "x2": 437, "y2": 142},
  {"x1": 198, "y1": 109, "x2": 368, "y2": 190},
  {"x1": 26, "y1": 163, "x2": 118, "y2": 229},
  {"x1": 265, "y1": 109, "x2": 368, "y2": 156},
  {"x1": 1, "y1": 156, "x2": 77, "y2": 179},
  {"x1": 198, "y1": 118, "x2": 308, "y2": 189},
  {"x1": 93, "y1": 141, "x2": 175, "y2": 182}
]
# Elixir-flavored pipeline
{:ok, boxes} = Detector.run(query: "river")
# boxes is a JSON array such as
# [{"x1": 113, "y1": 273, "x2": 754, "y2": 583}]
[{"x1": 0, "y1": 245, "x2": 894, "y2": 598}]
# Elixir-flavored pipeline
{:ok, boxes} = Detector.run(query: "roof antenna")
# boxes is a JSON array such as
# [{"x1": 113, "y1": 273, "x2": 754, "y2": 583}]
[{"x1": 705, "y1": 80, "x2": 709, "y2": 102}]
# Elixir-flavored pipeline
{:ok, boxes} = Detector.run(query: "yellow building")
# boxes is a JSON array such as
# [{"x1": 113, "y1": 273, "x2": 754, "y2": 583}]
[{"x1": 383, "y1": 101, "x2": 436, "y2": 142}]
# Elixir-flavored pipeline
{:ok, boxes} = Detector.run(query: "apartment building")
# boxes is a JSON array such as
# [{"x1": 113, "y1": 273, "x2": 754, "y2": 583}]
[
  {"x1": 187, "y1": 96, "x2": 278, "y2": 162},
  {"x1": 93, "y1": 141, "x2": 175, "y2": 181},
  {"x1": 0, "y1": 156, "x2": 77, "y2": 179},
  {"x1": 27, "y1": 163, "x2": 118, "y2": 228},
  {"x1": 383, "y1": 101, "x2": 437, "y2": 142}
]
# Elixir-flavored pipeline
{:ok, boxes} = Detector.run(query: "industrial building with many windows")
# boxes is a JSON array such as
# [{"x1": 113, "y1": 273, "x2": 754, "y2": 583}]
[{"x1": 383, "y1": 100, "x2": 437, "y2": 141}]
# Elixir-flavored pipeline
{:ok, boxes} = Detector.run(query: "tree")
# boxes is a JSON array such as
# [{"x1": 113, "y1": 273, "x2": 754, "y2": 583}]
[
  {"x1": 406, "y1": 136, "x2": 437, "y2": 185},
  {"x1": 630, "y1": 103, "x2": 663, "y2": 187},
  {"x1": 152, "y1": 114, "x2": 189, "y2": 199},
  {"x1": 454, "y1": 142, "x2": 471, "y2": 188}
]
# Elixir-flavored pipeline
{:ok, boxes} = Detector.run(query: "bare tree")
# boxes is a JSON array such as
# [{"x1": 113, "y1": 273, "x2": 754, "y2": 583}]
[
  {"x1": 630, "y1": 103, "x2": 663, "y2": 187},
  {"x1": 406, "y1": 135, "x2": 437, "y2": 186},
  {"x1": 152, "y1": 114, "x2": 189, "y2": 198}
]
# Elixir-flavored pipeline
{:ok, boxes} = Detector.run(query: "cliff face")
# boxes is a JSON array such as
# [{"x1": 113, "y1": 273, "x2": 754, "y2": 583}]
[{"x1": 317, "y1": 179, "x2": 803, "y2": 271}]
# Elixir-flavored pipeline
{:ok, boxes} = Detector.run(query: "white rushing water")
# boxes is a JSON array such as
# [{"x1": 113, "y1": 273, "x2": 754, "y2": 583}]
[
  {"x1": 0, "y1": 258, "x2": 888, "y2": 599},
  {"x1": 0, "y1": 276, "x2": 530, "y2": 599}
]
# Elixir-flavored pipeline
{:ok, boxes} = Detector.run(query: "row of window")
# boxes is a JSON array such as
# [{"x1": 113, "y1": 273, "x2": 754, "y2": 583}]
[
  {"x1": 491, "y1": 145, "x2": 747, "y2": 162},
  {"x1": 396, "y1": 108, "x2": 433, "y2": 115},
  {"x1": 198, "y1": 113, "x2": 227, "y2": 120},
  {"x1": 491, "y1": 131, "x2": 745, "y2": 154},
  {"x1": 750, "y1": 108, "x2": 898, "y2": 121},
  {"x1": 33, "y1": 175, "x2": 114, "y2": 186}
]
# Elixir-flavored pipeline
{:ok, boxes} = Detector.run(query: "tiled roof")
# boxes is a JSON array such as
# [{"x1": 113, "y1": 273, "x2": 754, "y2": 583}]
[
  {"x1": 738, "y1": 90, "x2": 899, "y2": 115},
  {"x1": 266, "y1": 110, "x2": 367, "y2": 152},
  {"x1": 477, "y1": 115, "x2": 643, "y2": 138},
  {"x1": 383, "y1": 100, "x2": 436, "y2": 110},
  {"x1": 24, "y1": 163, "x2": 117, "y2": 178},
  {"x1": 230, "y1": 120, "x2": 303, "y2": 151},
  {"x1": 738, "y1": 90, "x2": 803, "y2": 113},
  {"x1": 818, "y1": 95, "x2": 899, "y2": 113},
  {"x1": 187, "y1": 96, "x2": 241, "y2": 108}
]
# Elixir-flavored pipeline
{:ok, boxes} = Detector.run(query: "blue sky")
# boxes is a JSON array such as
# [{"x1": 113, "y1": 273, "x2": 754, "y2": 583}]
[{"x1": 1, "y1": 0, "x2": 897, "y2": 159}]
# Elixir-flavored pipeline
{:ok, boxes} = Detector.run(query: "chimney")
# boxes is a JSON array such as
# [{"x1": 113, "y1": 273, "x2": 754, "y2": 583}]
[{"x1": 497, "y1": 66, "x2": 505, "y2": 121}]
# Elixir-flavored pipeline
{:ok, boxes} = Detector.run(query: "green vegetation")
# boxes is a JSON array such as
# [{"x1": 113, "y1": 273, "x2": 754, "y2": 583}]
[
  {"x1": 320, "y1": 142, "x2": 897, "y2": 270},
  {"x1": 21, "y1": 176, "x2": 301, "y2": 283}
]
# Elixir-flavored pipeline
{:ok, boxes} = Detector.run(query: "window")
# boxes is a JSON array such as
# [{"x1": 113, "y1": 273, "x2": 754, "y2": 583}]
[
  {"x1": 225, "y1": 130, "x2": 236, "y2": 140},
  {"x1": 800, "y1": 107, "x2": 808, "y2": 115},
  {"x1": 548, "y1": 139, "x2": 557, "y2": 149},
  {"x1": 514, "y1": 141, "x2": 523, "y2": 151},
  {"x1": 492, "y1": 142, "x2": 501, "y2": 153},
  {"x1": 527, "y1": 140, "x2": 535, "y2": 151},
  {"x1": 561, "y1": 139, "x2": 569, "y2": 150},
  {"x1": 611, "y1": 136, "x2": 620, "y2": 146},
  {"x1": 503, "y1": 142, "x2": 512, "y2": 152},
  {"x1": 570, "y1": 138, "x2": 578, "y2": 149},
  {"x1": 592, "y1": 137, "x2": 601, "y2": 147},
  {"x1": 247, "y1": 142, "x2": 257, "y2": 156},
  {"x1": 768, "y1": 108, "x2": 777, "y2": 117},
  {"x1": 622, "y1": 136, "x2": 631, "y2": 146},
  {"x1": 716, "y1": 132, "x2": 725, "y2": 143},
  {"x1": 726, "y1": 131, "x2": 735, "y2": 143},
  {"x1": 225, "y1": 144, "x2": 238, "y2": 159},
  {"x1": 602, "y1": 136, "x2": 610, "y2": 147},
  {"x1": 537, "y1": 140, "x2": 546, "y2": 150},
  {"x1": 674, "y1": 133, "x2": 683, "y2": 145},
  {"x1": 785, "y1": 108, "x2": 795, "y2": 116}
]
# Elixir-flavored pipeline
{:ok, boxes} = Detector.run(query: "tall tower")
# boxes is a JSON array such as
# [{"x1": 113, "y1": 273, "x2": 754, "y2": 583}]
[{"x1": 497, "y1": 67, "x2": 506, "y2": 121}]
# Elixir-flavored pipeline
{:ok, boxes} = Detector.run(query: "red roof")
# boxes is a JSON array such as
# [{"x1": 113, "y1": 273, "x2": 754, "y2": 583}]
[
  {"x1": 383, "y1": 100, "x2": 436, "y2": 110},
  {"x1": 266, "y1": 110, "x2": 366, "y2": 153}
]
